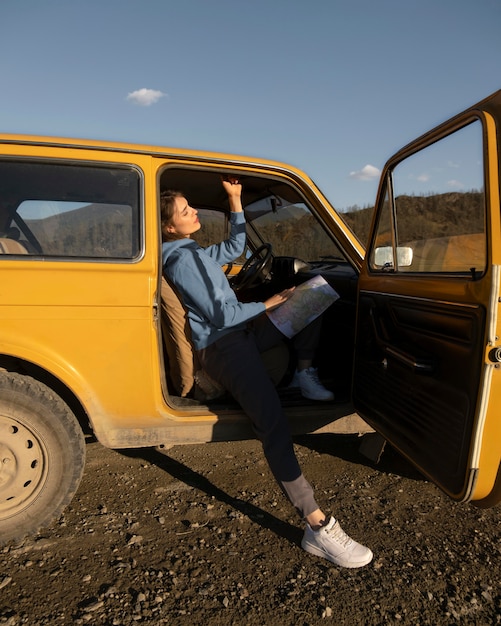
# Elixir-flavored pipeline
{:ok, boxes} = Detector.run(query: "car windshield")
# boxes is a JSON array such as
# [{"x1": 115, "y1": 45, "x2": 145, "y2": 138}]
[{"x1": 244, "y1": 194, "x2": 346, "y2": 261}]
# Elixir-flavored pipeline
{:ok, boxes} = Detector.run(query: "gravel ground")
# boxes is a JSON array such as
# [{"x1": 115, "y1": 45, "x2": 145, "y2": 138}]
[{"x1": 1, "y1": 433, "x2": 500, "y2": 625}]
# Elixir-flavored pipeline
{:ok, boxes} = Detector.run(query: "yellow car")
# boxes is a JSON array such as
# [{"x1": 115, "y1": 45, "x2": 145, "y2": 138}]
[{"x1": 1, "y1": 90, "x2": 500, "y2": 543}]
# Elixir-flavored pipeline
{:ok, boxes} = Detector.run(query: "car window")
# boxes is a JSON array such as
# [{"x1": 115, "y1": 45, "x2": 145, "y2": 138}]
[
  {"x1": 370, "y1": 120, "x2": 485, "y2": 274},
  {"x1": 160, "y1": 168, "x2": 349, "y2": 264},
  {"x1": 0, "y1": 161, "x2": 141, "y2": 259}
]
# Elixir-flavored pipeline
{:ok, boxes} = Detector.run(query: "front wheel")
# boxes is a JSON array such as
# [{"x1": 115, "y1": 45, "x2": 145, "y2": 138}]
[{"x1": 0, "y1": 372, "x2": 86, "y2": 544}]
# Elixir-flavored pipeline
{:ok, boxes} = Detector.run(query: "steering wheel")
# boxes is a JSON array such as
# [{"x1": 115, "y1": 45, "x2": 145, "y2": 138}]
[{"x1": 231, "y1": 243, "x2": 273, "y2": 292}]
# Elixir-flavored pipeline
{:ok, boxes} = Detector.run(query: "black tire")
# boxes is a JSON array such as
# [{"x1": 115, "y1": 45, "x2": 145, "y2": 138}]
[{"x1": 0, "y1": 372, "x2": 86, "y2": 544}]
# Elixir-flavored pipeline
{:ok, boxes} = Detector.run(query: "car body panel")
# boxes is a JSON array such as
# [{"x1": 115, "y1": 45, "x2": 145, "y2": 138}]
[{"x1": 0, "y1": 138, "x2": 368, "y2": 450}]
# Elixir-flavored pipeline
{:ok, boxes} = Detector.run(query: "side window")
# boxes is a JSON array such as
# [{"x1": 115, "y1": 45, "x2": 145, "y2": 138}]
[
  {"x1": 0, "y1": 161, "x2": 141, "y2": 259},
  {"x1": 160, "y1": 166, "x2": 347, "y2": 264},
  {"x1": 371, "y1": 120, "x2": 485, "y2": 274}
]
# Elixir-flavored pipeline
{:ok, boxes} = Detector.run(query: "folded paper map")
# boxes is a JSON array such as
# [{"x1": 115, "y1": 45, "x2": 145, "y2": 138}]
[{"x1": 267, "y1": 275, "x2": 339, "y2": 338}]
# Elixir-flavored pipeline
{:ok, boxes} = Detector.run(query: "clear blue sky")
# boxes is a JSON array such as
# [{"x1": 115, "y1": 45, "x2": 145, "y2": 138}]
[{"x1": 1, "y1": 0, "x2": 499, "y2": 211}]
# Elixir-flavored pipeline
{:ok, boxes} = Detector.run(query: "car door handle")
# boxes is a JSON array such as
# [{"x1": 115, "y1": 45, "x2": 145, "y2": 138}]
[
  {"x1": 384, "y1": 345, "x2": 434, "y2": 372},
  {"x1": 369, "y1": 307, "x2": 435, "y2": 373}
]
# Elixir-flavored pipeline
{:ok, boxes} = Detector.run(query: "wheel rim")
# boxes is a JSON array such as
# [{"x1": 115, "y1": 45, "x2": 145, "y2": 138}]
[{"x1": 0, "y1": 415, "x2": 48, "y2": 519}]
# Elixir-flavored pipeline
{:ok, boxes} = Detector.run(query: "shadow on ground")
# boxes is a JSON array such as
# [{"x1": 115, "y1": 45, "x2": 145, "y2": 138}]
[
  {"x1": 119, "y1": 445, "x2": 304, "y2": 547},
  {"x1": 109, "y1": 430, "x2": 424, "y2": 552},
  {"x1": 294, "y1": 432, "x2": 426, "y2": 481}
]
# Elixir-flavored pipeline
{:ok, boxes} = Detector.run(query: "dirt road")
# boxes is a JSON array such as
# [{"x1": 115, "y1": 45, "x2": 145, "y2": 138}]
[{"x1": 1, "y1": 433, "x2": 500, "y2": 625}]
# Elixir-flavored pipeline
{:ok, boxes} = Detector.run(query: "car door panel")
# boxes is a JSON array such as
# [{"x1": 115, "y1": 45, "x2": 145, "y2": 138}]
[{"x1": 355, "y1": 291, "x2": 485, "y2": 498}]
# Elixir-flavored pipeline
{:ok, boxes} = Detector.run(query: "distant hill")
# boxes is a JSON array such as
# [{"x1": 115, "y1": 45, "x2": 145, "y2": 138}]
[
  {"x1": 341, "y1": 191, "x2": 484, "y2": 245},
  {"x1": 23, "y1": 191, "x2": 484, "y2": 260},
  {"x1": 26, "y1": 203, "x2": 135, "y2": 257}
]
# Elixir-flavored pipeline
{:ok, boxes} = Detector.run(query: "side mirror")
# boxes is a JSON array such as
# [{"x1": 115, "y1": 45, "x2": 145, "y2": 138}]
[{"x1": 374, "y1": 246, "x2": 413, "y2": 268}]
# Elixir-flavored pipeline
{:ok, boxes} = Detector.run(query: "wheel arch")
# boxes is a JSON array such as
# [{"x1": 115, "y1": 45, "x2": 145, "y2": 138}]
[{"x1": 0, "y1": 355, "x2": 93, "y2": 439}]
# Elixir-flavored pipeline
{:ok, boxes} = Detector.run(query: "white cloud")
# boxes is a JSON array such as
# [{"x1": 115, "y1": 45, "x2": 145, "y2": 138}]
[
  {"x1": 447, "y1": 179, "x2": 465, "y2": 189},
  {"x1": 126, "y1": 88, "x2": 166, "y2": 106},
  {"x1": 349, "y1": 164, "x2": 380, "y2": 181},
  {"x1": 417, "y1": 173, "x2": 429, "y2": 182}
]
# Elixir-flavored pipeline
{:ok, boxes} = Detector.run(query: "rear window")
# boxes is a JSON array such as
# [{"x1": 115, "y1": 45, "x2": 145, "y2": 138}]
[{"x1": 0, "y1": 160, "x2": 141, "y2": 259}]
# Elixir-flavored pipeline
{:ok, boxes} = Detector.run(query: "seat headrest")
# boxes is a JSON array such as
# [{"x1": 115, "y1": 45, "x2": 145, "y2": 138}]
[{"x1": 0, "y1": 238, "x2": 28, "y2": 254}]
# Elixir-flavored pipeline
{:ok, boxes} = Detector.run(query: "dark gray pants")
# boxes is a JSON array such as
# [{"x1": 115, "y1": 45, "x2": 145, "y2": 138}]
[{"x1": 198, "y1": 315, "x2": 320, "y2": 519}]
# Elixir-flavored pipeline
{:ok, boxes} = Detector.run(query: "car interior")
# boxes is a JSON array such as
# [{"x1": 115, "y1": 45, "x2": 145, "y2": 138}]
[{"x1": 159, "y1": 167, "x2": 359, "y2": 410}]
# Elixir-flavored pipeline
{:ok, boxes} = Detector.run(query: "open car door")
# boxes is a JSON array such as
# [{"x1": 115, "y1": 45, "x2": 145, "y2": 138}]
[{"x1": 353, "y1": 90, "x2": 501, "y2": 507}]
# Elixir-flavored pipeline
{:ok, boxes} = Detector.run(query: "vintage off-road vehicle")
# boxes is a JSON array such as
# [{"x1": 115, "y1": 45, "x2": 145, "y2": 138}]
[{"x1": 1, "y1": 90, "x2": 501, "y2": 543}]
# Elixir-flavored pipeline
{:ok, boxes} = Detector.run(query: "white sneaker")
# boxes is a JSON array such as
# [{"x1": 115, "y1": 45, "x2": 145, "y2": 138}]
[
  {"x1": 301, "y1": 517, "x2": 373, "y2": 568},
  {"x1": 292, "y1": 367, "x2": 334, "y2": 401}
]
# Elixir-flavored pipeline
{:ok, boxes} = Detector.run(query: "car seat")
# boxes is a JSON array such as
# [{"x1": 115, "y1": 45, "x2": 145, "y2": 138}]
[{"x1": 160, "y1": 277, "x2": 288, "y2": 401}]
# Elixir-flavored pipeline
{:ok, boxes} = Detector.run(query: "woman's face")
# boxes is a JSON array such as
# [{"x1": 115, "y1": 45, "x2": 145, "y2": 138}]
[{"x1": 165, "y1": 196, "x2": 201, "y2": 238}]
